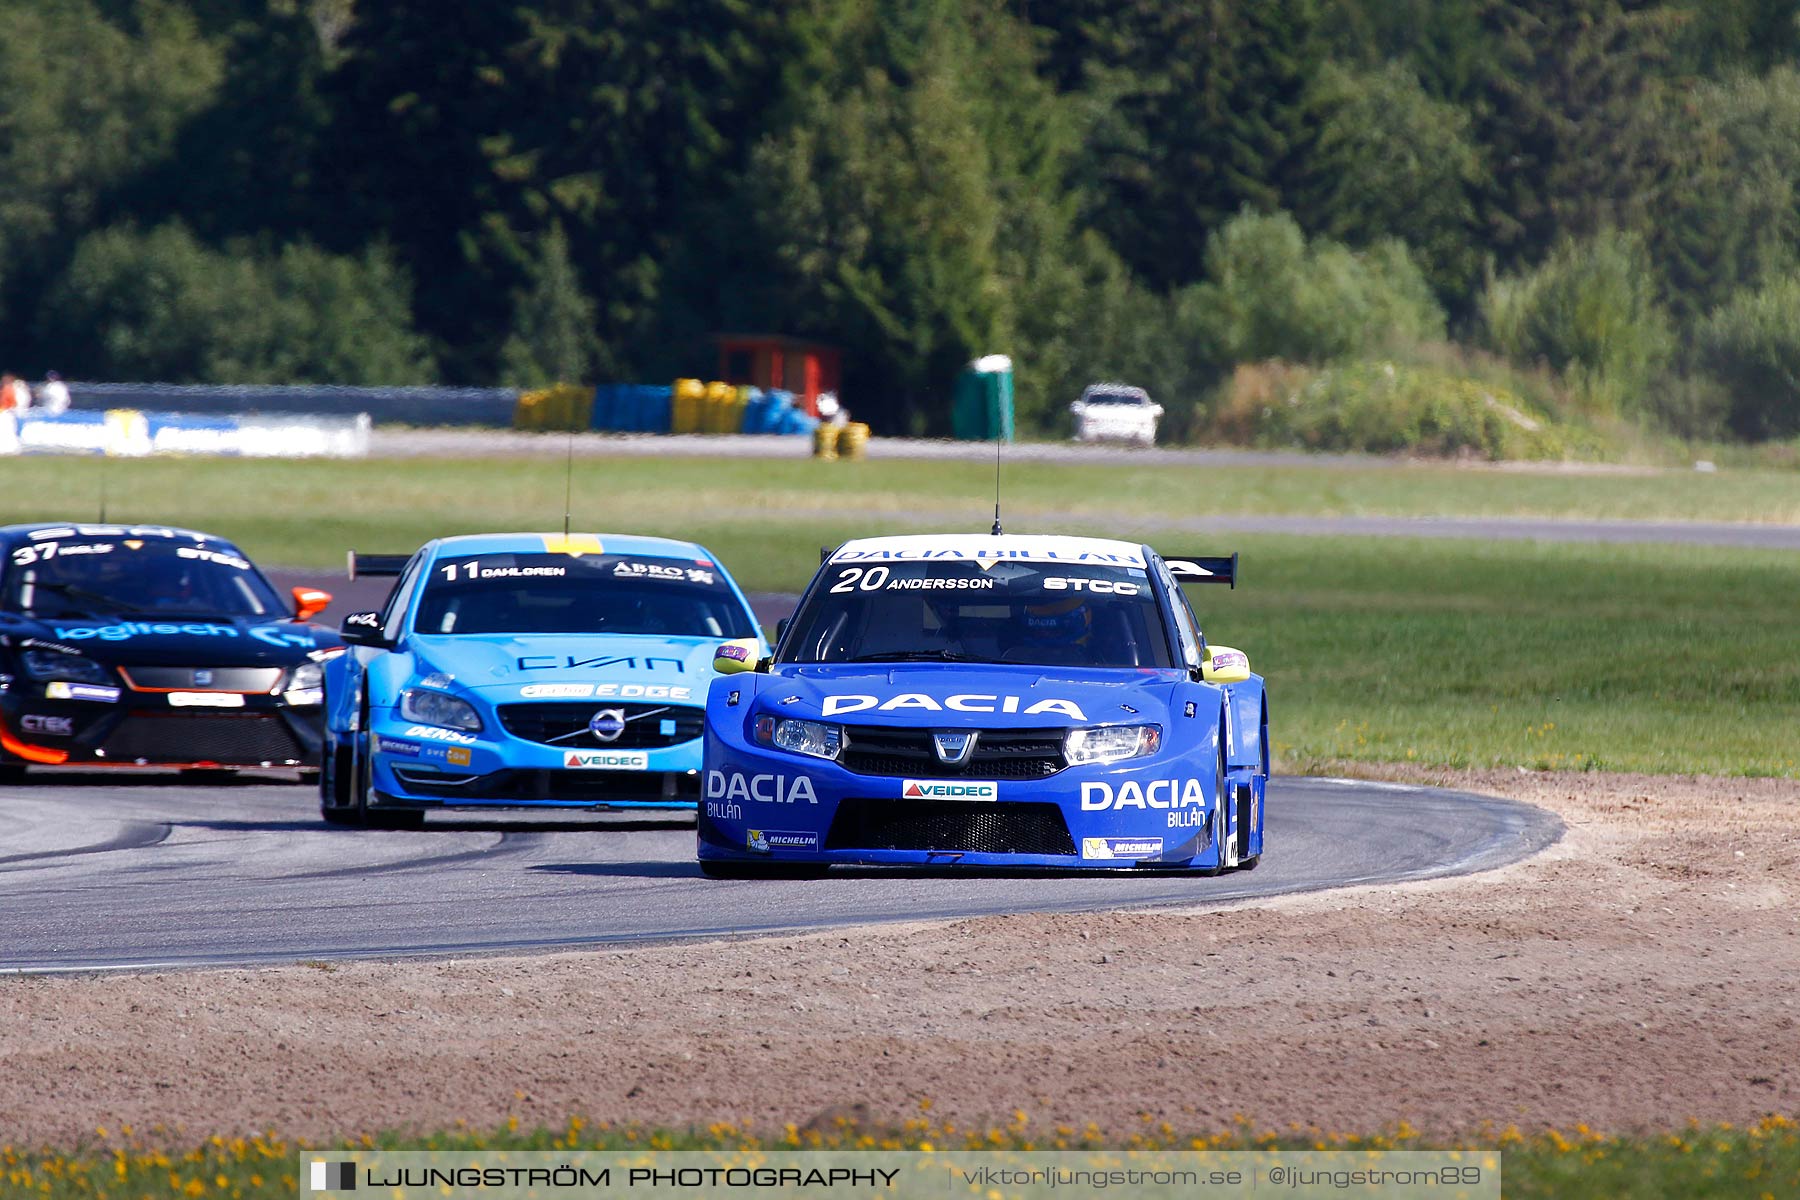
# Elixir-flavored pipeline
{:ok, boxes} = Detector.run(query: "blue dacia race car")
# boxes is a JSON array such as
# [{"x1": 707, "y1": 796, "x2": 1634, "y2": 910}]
[
  {"x1": 698, "y1": 533, "x2": 1268, "y2": 876},
  {"x1": 321, "y1": 532, "x2": 766, "y2": 828}
]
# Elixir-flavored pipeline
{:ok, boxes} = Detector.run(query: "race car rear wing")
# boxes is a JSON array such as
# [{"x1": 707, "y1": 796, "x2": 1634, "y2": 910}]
[
  {"x1": 1163, "y1": 553, "x2": 1237, "y2": 588},
  {"x1": 346, "y1": 551, "x2": 411, "y2": 580}
]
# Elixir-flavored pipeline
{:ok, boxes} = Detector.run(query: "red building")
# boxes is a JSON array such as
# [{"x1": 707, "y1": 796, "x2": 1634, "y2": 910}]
[{"x1": 714, "y1": 334, "x2": 842, "y2": 417}]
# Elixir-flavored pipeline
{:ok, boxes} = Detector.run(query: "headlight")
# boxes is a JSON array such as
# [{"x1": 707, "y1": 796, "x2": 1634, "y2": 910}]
[
  {"x1": 399, "y1": 688, "x2": 482, "y2": 732},
  {"x1": 21, "y1": 649, "x2": 114, "y2": 685},
  {"x1": 283, "y1": 662, "x2": 324, "y2": 707},
  {"x1": 1064, "y1": 724, "x2": 1161, "y2": 766},
  {"x1": 754, "y1": 715, "x2": 842, "y2": 760}
]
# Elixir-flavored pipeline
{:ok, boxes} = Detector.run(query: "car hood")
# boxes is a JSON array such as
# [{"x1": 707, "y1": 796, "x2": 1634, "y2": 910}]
[
  {"x1": 2, "y1": 612, "x2": 334, "y2": 666},
  {"x1": 757, "y1": 663, "x2": 1186, "y2": 727},
  {"x1": 407, "y1": 633, "x2": 729, "y2": 696}
]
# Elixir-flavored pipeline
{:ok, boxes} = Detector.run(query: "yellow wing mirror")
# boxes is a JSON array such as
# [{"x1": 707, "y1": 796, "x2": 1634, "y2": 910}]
[
  {"x1": 713, "y1": 638, "x2": 762, "y2": 675},
  {"x1": 1200, "y1": 645, "x2": 1251, "y2": 684}
]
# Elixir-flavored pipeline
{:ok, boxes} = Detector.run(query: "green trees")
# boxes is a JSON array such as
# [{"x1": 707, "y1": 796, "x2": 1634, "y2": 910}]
[
  {"x1": 40, "y1": 223, "x2": 433, "y2": 384},
  {"x1": 5, "y1": 0, "x2": 1800, "y2": 445}
]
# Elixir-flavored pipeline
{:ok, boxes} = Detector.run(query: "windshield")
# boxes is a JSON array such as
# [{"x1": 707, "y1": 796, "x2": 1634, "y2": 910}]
[
  {"x1": 414, "y1": 552, "x2": 756, "y2": 638},
  {"x1": 6, "y1": 533, "x2": 284, "y2": 618},
  {"x1": 780, "y1": 559, "x2": 1174, "y2": 668}
]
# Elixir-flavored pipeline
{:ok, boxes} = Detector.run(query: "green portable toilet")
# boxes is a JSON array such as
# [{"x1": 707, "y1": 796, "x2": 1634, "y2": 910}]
[{"x1": 951, "y1": 354, "x2": 1015, "y2": 442}]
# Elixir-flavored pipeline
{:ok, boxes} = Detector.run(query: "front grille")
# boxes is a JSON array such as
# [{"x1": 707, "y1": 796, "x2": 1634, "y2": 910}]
[
  {"x1": 393, "y1": 767, "x2": 700, "y2": 803},
  {"x1": 99, "y1": 714, "x2": 305, "y2": 765},
  {"x1": 118, "y1": 666, "x2": 283, "y2": 692},
  {"x1": 825, "y1": 797, "x2": 1076, "y2": 855},
  {"x1": 839, "y1": 726, "x2": 1066, "y2": 778},
  {"x1": 497, "y1": 702, "x2": 704, "y2": 749}
]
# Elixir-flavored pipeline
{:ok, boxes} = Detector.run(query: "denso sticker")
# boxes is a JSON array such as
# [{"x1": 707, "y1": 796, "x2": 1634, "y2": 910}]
[
  {"x1": 748, "y1": 829, "x2": 819, "y2": 853},
  {"x1": 376, "y1": 736, "x2": 422, "y2": 757},
  {"x1": 821, "y1": 693, "x2": 1087, "y2": 720},
  {"x1": 1082, "y1": 836, "x2": 1164, "y2": 860},
  {"x1": 1080, "y1": 778, "x2": 1206, "y2": 812},
  {"x1": 519, "y1": 683, "x2": 595, "y2": 699},
  {"x1": 564, "y1": 749, "x2": 649, "y2": 770},
  {"x1": 20, "y1": 714, "x2": 74, "y2": 736},
  {"x1": 707, "y1": 771, "x2": 817, "y2": 804},
  {"x1": 902, "y1": 779, "x2": 997, "y2": 801},
  {"x1": 403, "y1": 725, "x2": 478, "y2": 745}
]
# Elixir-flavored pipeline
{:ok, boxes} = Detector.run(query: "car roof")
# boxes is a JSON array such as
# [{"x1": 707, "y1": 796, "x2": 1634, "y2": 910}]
[
  {"x1": 829, "y1": 533, "x2": 1152, "y2": 566},
  {"x1": 427, "y1": 531, "x2": 717, "y2": 561},
  {"x1": 0, "y1": 522, "x2": 233, "y2": 544}
]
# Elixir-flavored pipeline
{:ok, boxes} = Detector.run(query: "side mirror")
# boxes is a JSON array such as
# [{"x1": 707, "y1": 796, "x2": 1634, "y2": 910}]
[
  {"x1": 713, "y1": 637, "x2": 761, "y2": 676},
  {"x1": 292, "y1": 586, "x2": 332, "y2": 622},
  {"x1": 1200, "y1": 646, "x2": 1251, "y2": 684},
  {"x1": 339, "y1": 609, "x2": 390, "y2": 648}
]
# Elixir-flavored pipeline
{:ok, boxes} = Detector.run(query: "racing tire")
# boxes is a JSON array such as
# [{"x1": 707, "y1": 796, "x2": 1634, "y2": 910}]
[
  {"x1": 1199, "y1": 732, "x2": 1227, "y2": 877},
  {"x1": 699, "y1": 860, "x2": 828, "y2": 880},
  {"x1": 322, "y1": 688, "x2": 425, "y2": 831}
]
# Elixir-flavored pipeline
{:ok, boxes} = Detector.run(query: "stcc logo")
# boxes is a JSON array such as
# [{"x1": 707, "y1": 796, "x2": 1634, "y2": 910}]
[{"x1": 588, "y1": 708, "x2": 628, "y2": 743}]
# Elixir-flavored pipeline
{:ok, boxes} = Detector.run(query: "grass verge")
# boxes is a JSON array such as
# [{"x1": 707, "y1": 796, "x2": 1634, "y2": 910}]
[
  {"x1": 6, "y1": 1116, "x2": 1795, "y2": 1199},
  {"x1": 12, "y1": 454, "x2": 1800, "y2": 557},
  {"x1": 6, "y1": 456, "x2": 1797, "y2": 775}
]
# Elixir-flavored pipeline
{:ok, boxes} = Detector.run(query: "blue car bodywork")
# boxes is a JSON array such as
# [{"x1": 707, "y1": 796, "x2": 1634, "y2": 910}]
[
  {"x1": 698, "y1": 534, "x2": 1267, "y2": 874},
  {"x1": 321, "y1": 532, "x2": 766, "y2": 826}
]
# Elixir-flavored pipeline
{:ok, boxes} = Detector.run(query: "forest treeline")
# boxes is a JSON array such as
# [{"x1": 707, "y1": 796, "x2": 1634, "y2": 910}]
[{"x1": 6, "y1": 0, "x2": 1800, "y2": 442}]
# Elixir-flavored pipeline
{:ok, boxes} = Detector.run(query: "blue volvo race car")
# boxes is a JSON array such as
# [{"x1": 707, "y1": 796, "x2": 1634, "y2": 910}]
[
  {"x1": 321, "y1": 532, "x2": 766, "y2": 828},
  {"x1": 699, "y1": 533, "x2": 1267, "y2": 876}
]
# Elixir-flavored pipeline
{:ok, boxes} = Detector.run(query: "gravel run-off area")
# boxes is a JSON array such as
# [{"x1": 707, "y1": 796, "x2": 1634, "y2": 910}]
[{"x1": 1, "y1": 769, "x2": 1794, "y2": 1147}]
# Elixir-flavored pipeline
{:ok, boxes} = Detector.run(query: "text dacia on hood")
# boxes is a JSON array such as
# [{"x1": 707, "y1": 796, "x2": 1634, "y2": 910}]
[{"x1": 763, "y1": 663, "x2": 1187, "y2": 727}]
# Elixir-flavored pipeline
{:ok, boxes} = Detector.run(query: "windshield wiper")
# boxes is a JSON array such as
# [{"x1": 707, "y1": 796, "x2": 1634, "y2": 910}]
[
  {"x1": 847, "y1": 650, "x2": 993, "y2": 663},
  {"x1": 27, "y1": 582, "x2": 124, "y2": 618}
]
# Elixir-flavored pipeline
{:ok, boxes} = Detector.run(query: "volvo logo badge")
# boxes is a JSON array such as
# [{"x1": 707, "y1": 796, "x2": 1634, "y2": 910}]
[
  {"x1": 588, "y1": 708, "x2": 628, "y2": 743},
  {"x1": 931, "y1": 731, "x2": 977, "y2": 765}
]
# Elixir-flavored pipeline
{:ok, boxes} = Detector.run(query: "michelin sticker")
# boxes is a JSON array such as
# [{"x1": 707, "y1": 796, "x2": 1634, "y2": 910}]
[
  {"x1": 748, "y1": 829, "x2": 819, "y2": 853},
  {"x1": 1082, "y1": 836, "x2": 1164, "y2": 860}
]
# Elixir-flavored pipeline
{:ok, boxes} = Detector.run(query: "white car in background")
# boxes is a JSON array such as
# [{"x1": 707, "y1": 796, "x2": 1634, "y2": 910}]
[{"x1": 1071, "y1": 383, "x2": 1162, "y2": 447}]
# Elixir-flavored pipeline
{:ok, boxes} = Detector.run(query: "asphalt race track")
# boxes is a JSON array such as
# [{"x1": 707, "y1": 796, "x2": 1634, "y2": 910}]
[{"x1": 0, "y1": 773, "x2": 1559, "y2": 973}]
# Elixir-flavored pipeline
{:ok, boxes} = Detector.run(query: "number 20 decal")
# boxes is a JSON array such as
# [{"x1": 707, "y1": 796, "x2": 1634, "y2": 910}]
[{"x1": 830, "y1": 566, "x2": 892, "y2": 593}]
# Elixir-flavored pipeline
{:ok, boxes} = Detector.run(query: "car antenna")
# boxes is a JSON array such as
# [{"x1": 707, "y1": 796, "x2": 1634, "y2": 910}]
[
  {"x1": 562, "y1": 429, "x2": 574, "y2": 539},
  {"x1": 991, "y1": 433, "x2": 1003, "y2": 535},
  {"x1": 97, "y1": 457, "x2": 108, "y2": 523}
]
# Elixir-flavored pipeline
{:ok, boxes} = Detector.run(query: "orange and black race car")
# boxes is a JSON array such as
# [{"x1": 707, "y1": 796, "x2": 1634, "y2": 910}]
[{"x1": 0, "y1": 522, "x2": 342, "y2": 780}]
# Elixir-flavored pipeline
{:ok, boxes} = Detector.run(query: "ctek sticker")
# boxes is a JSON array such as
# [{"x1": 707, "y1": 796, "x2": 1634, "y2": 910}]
[
  {"x1": 564, "y1": 749, "x2": 649, "y2": 770},
  {"x1": 748, "y1": 829, "x2": 819, "y2": 853},
  {"x1": 168, "y1": 691, "x2": 245, "y2": 708},
  {"x1": 707, "y1": 771, "x2": 817, "y2": 804},
  {"x1": 821, "y1": 694, "x2": 1087, "y2": 720},
  {"x1": 1080, "y1": 778, "x2": 1206, "y2": 812},
  {"x1": 45, "y1": 682, "x2": 120, "y2": 703},
  {"x1": 902, "y1": 779, "x2": 997, "y2": 801},
  {"x1": 403, "y1": 725, "x2": 478, "y2": 745},
  {"x1": 1082, "y1": 836, "x2": 1164, "y2": 860},
  {"x1": 20, "y1": 714, "x2": 74, "y2": 736}
]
